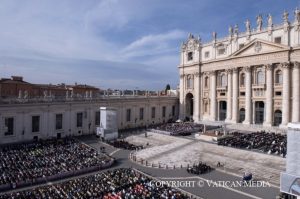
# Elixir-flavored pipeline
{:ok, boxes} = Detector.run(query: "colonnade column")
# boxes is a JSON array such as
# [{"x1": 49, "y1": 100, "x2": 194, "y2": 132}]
[
  {"x1": 243, "y1": 66, "x2": 252, "y2": 125},
  {"x1": 264, "y1": 64, "x2": 273, "y2": 126},
  {"x1": 210, "y1": 71, "x2": 217, "y2": 121},
  {"x1": 225, "y1": 69, "x2": 232, "y2": 122},
  {"x1": 281, "y1": 62, "x2": 291, "y2": 126},
  {"x1": 292, "y1": 62, "x2": 300, "y2": 122},
  {"x1": 231, "y1": 68, "x2": 238, "y2": 123},
  {"x1": 193, "y1": 72, "x2": 200, "y2": 122}
]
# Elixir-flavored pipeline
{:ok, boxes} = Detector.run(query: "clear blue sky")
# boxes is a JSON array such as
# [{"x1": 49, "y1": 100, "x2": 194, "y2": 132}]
[{"x1": 0, "y1": 0, "x2": 298, "y2": 90}]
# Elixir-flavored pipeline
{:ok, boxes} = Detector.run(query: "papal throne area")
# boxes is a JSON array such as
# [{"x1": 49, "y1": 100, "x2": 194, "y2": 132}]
[{"x1": 179, "y1": 9, "x2": 300, "y2": 128}]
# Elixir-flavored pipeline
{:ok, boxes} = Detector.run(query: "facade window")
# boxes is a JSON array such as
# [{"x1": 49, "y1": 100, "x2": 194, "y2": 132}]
[
  {"x1": 239, "y1": 43, "x2": 245, "y2": 49},
  {"x1": 220, "y1": 74, "x2": 227, "y2": 87},
  {"x1": 76, "y1": 112, "x2": 83, "y2": 127},
  {"x1": 151, "y1": 107, "x2": 156, "y2": 119},
  {"x1": 172, "y1": 105, "x2": 175, "y2": 116},
  {"x1": 4, "y1": 117, "x2": 14, "y2": 136},
  {"x1": 240, "y1": 92, "x2": 245, "y2": 96},
  {"x1": 218, "y1": 48, "x2": 225, "y2": 55},
  {"x1": 240, "y1": 73, "x2": 245, "y2": 86},
  {"x1": 139, "y1": 108, "x2": 144, "y2": 120},
  {"x1": 126, "y1": 109, "x2": 131, "y2": 122},
  {"x1": 55, "y1": 114, "x2": 63, "y2": 130},
  {"x1": 32, "y1": 116, "x2": 40, "y2": 133},
  {"x1": 95, "y1": 111, "x2": 100, "y2": 126},
  {"x1": 275, "y1": 70, "x2": 283, "y2": 84},
  {"x1": 187, "y1": 76, "x2": 193, "y2": 89},
  {"x1": 204, "y1": 76, "x2": 209, "y2": 88},
  {"x1": 187, "y1": 52, "x2": 193, "y2": 61},
  {"x1": 257, "y1": 71, "x2": 265, "y2": 85},
  {"x1": 275, "y1": 91, "x2": 282, "y2": 96},
  {"x1": 274, "y1": 37, "x2": 282, "y2": 44},
  {"x1": 162, "y1": 106, "x2": 166, "y2": 118},
  {"x1": 204, "y1": 51, "x2": 210, "y2": 58}
]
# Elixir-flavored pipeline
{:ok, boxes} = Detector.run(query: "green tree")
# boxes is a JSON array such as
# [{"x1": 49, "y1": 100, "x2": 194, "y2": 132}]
[{"x1": 165, "y1": 84, "x2": 171, "y2": 91}]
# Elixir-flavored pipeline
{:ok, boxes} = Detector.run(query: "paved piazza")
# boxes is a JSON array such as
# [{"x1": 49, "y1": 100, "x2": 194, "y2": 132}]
[{"x1": 130, "y1": 132, "x2": 285, "y2": 185}]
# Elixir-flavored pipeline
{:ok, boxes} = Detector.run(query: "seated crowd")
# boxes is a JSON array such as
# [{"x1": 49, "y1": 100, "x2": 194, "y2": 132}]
[
  {"x1": 217, "y1": 131, "x2": 287, "y2": 157},
  {"x1": 108, "y1": 140, "x2": 143, "y2": 150},
  {"x1": 0, "y1": 137, "x2": 111, "y2": 188},
  {"x1": 0, "y1": 168, "x2": 191, "y2": 199},
  {"x1": 187, "y1": 162, "x2": 213, "y2": 175},
  {"x1": 154, "y1": 122, "x2": 203, "y2": 136}
]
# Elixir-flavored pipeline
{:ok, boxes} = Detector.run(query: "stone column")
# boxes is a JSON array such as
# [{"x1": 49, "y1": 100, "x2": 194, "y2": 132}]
[
  {"x1": 225, "y1": 69, "x2": 232, "y2": 122},
  {"x1": 179, "y1": 74, "x2": 185, "y2": 119},
  {"x1": 243, "y1": 66, "x2": 252, "y2": 124},
  {"x1": 281, "y1": 62, "x2": 291, "y2": 126},
  {"x1": 199, "y1": 73, "x2": 203, "y2": 121},
  {"x1": 210, "y1": 71, "x2": 217, "y2": 121},
  {"x1": 231, "y1": 68, "x2": 239, "y2": 123},
  {"x1": 292, "y1": 62, "x2": 300, "y2": 123},
  {"x1": 264, "y1": 64, "x2": 273, "y2": 126},
  {"x1": 193, "y1": 72, "x2": 200, "y2": 122}
]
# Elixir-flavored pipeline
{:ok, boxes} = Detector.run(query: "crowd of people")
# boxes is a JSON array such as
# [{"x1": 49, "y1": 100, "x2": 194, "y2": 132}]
[
  {"x1": 0, "y1": 168, "x2": 192, "y2": 199},
  {"x1": 187, "y1": 162, "x2": 213, "y2": 175},
  {"x1": 217, "y1": 131, "x2": 287, "y2": 157},
  {"x1": 154, "y1": 122, "x2": 203, "y2": 136},
  {"x1": 107, "y1": 140, "x2": 143, "y2": 150},
  {"x1": 0, "y1": 137, "x2": 112, "y2": 189}
]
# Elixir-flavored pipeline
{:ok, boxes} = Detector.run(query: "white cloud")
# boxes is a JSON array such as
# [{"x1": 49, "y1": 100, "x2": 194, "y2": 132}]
[{"x1": 121, "y1": 30, "x2": 186, "y2": 58}]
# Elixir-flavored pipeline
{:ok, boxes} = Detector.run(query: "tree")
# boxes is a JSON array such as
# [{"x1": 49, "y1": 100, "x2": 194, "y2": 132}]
[{"x1": 165, "y1": 84, "x2": 171, "y2": 91}]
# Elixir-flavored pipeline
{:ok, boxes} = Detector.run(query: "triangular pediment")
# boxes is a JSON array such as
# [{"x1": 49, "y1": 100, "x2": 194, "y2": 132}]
[{"x1": 231, "y1": 39, "x2": 290, "y2": 57}]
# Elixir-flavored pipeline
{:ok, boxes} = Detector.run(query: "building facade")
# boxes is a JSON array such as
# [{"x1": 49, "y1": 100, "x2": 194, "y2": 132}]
[
  {"x1": 179, "y1": 9, "x2": 300, "y2": 127},
  {"x1": 0, "y1": 96, "x2": 178, "y2": 144},
  {"x1": 0, "y1": 76, "x2": 100, "y2": 99}
]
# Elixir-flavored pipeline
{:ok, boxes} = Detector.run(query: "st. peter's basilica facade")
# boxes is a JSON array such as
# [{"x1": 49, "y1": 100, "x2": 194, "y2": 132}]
[{"x1": 179, "y1": 8, "x2": 300, "y2": 127}]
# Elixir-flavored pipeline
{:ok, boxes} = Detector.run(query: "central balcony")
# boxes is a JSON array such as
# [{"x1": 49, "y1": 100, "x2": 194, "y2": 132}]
[
  {"x1": 252, "y1": 83, "x2": 266, "y2": 89},
  {"x1": 216, "y1": 85, "x2": 227, "y2": 91}
]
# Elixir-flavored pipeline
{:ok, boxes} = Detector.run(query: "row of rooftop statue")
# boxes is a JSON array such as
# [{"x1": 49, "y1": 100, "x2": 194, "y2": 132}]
[
  {"x1": 17, "y1": 90, "x2": 95, "y2": 99},
  {"x1": 219, "y1": 8, "x2": 300, "y2": 39},
  {"x1": 187, "y1": 7, "x2": 300, "y2": 43},
  {"x1": 214, "y1": 8, "x2": 300, "y2": 40}
]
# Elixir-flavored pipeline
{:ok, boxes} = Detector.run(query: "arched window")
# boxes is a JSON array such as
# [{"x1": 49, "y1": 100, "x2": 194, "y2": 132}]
[
  {"x1": 204, "y1": 76, "x2": 209, "y2": 88},
  {"x1": 240, "y1": 73, "x2": 245, "y2": 86},
  {"x1": 257, "y1": 71, "x2": 265, "y2": 85},
  {"x1": 221, "y1": 74, "x2": 227, "y2": 87},
  {"x1": 275, "y1": 70, "x2": 283, "y2": 84}
]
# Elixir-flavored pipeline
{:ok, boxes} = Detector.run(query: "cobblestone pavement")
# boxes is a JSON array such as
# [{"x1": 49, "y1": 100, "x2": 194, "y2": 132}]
[{"x1": 131, "y1": 132, "x2": 285, "y2": 186}]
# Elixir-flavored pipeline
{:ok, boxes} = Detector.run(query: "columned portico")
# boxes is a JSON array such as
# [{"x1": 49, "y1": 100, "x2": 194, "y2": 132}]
[
  {"x1": 281, "y1": 62, "x2": 290, "y2": 127},
  {"x1": 243, "y1": 66, "x2": 252, "y2": 125},
  {"x1": 264, "y1": 64, "x2": 273, "y2": 126},
  {"x1": 231, "y1": 68, "x2": 238, "y2": 123},
  {"x1": 225, "y1": 69, "x2": 232, "y2": 122},
  {"x1": 210, "y1": 71, "x2": 217, "y2": 121}
]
